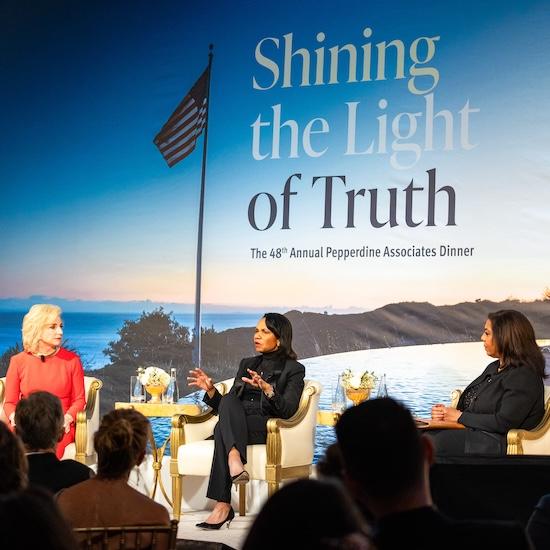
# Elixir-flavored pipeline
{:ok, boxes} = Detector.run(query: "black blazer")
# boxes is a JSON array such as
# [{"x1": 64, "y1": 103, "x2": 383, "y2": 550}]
[
  {"x1": 27, "y1": 452, "x2": 94, "y2": 494},
  {"x1": 205, "y1": 356, "x2": 305, "y2": 419},
  {"x1": 457, "y1": 360, "x2": 544, "y2": 454}
]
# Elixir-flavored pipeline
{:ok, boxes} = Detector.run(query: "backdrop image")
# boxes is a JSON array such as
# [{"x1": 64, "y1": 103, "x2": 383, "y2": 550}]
[{"x1": 2, "y1": 0, "x2": 550, "y2": 459}]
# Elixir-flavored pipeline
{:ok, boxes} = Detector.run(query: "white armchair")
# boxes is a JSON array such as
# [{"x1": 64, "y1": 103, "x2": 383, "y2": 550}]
[
  {"x1": 170, "y1": 378, "x2": 322, "y2": 519},
  {"x1": 0, "y1": 378, "x2": 6, "y2": 424},
  {"x1": 449, "y1": 385, "x2": 550, "y2": 455},
  {"x1": 0, "y1": 375, "x2": 102, "y2": 465}
]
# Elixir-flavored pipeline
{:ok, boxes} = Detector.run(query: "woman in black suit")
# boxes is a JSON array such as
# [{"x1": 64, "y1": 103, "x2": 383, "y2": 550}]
[
  {"x1": 187, "y1": 312, "x2": 305, "y2": 529},
  {"x1": 430, "y1": 309, "x2": 546, "y2": 456}
]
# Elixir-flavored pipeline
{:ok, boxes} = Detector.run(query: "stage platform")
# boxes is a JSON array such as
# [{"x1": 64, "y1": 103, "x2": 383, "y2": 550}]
[
  {"x1": 176, "y1": 511, "x2": 253, "y2": 549},
  {"x1": 431, "y1": 454, "x2": 550, "y2": 526}
]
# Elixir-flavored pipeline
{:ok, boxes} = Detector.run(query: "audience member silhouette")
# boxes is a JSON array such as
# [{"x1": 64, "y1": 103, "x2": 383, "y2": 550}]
[
  {"x1": 57, "y1": 409, "x2": 169, "y2": 535},
  {"x1": 15, "y1": 391, "x2": 93, "y2": 493},
  {"x1": 527, "y1": 494, "x2": 550, "y2": 550},
  {"x1": 316, "y1": 441, "x2": 373, "y2": 522},
  {"x1": 0, "y1": 420, "x2": 28, "y2": 494},
  {"x1": 0, "y1": 486, "x2": 78, "y2": 550},
  {"x1": 335, "y1": 397, "x2": 531, "y2": 549},
  {"x1": 242, "y1": 477, "x2": 372, "y2": 550}
]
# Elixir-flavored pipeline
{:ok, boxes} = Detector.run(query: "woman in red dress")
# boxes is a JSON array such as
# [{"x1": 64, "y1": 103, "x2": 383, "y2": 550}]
[{"x1": 4, "y1": 304, "x2": 85, "y2": 459}]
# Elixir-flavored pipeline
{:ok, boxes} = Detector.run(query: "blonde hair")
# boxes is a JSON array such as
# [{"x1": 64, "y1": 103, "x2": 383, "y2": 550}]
[{"x1": 22, "y1": 304, "x2": 62, "y2": 353}]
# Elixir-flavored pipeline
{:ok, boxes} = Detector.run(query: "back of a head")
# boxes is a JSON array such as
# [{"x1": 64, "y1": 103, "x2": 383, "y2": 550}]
[
  {"x1": 94, "y1": 409, "x2": 149, "y2": 479},
  {"x1": 243, "y1": 478, "x2": 369, "y2": 549},
  {"x1": 336, "y1": 397, "x2": 423, "y2": 499},
  {"x1": 0, "y1": 487, "x2": 77, "y2": 550},
  {"x1": 0, "y1": 422, "x2": 28, "y2": 494},
  {"x1": 15, "y1": 391, "x2": 64, "y2": 451}
]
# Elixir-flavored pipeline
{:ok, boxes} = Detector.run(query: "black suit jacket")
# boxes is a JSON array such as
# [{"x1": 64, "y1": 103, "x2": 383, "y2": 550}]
[
  {"x1": 205, "y1": 356, "x2": 305, "y2": 419},
  {"x1": 27, "y1": 452, "x2": 94, "y2": 494},
  {"x1": 457, "y1": 360, "x2": 544, "y2": 454}
]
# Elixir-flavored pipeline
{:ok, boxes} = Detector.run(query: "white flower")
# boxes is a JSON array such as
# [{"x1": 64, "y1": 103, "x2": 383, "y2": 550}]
[
  {"x1": 340, "y1": 368, "x2": 378, "y2": 390},
  {"x1": 137, "y1": 366, "x2": 171, "y2": 387}
]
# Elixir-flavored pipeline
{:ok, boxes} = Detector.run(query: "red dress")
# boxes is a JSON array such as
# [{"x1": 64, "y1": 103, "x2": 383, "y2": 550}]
[{"x1": 4, "y1": 348, "x2": 86, "y2": 459}]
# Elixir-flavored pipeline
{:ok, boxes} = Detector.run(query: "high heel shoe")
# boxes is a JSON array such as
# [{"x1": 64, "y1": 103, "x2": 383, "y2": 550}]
[
  {"x1": 196, "y1": 507, "x2": 235, "y2": 530},
  {"x1": 231, "y1": 470, "x2": 250, "y2": 484}
]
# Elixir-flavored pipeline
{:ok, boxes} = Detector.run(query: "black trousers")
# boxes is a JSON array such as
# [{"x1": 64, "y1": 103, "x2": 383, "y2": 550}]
[{"x1": 206, "y1": 393, "x2": 268, "y2": 503}]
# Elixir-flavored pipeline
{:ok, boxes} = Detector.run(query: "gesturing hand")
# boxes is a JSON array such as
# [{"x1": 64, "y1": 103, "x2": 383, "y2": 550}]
[
  {"x1": 187, "y1": 367, "x2": 214, "y2": 392},
  {"x1": 242, "y1": 368, "x2": 271, "y2": 394}
]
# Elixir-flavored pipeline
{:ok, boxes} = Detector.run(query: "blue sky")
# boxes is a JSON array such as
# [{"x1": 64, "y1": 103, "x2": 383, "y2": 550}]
[{"x1": 1, "y1": 0, "x2": 549, "y2": 310}]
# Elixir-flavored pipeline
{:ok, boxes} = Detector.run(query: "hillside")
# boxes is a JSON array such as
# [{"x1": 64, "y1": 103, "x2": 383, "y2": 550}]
[{"x1": 92, "y1": 299, "x2": 550, "y2": 412}]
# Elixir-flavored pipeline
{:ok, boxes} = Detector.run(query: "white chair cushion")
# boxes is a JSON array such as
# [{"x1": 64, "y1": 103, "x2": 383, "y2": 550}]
[{"x1": 179, "y1": 440, "x2": 215, "y2": 476}]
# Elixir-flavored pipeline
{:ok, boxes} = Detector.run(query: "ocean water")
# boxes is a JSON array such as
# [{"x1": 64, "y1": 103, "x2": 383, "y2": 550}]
[
  {"x1": 151, "y1": 342, "x2": 493, "y2": 462},
  {"x1": 3, "y1": 311, "x2": 546, "y2": 463},
  {"x1": 0, "y1": 311, "x2": 258, "y2": 369}
]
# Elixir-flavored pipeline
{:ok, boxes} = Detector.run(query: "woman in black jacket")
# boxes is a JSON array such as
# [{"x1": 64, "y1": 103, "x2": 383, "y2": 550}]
[
  {"x1": 187, "y1": 312, "x2": 305, "y2": 529},
  {"x1": 430, "y1": 309, "x2": 545, "y2": 456}
]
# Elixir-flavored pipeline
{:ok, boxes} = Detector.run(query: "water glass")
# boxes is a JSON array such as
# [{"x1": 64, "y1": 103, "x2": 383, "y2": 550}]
[
  {"x1": 332, "y1": 375, "x2": 347, "y2": 413},
  {"x1": 130, "y1": 375, "x2": 145, "y2": 403}
]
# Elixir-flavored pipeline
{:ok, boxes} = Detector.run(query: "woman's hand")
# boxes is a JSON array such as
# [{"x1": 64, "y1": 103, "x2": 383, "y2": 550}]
[
  {"x1": 242, "y1": 369, "x2": 273, "y2": 397},
  {"x1": 187, "y1": 368, "x2": 214, "y2": 393},
  {"x1": 63, "y1": 413, "x2": 73, "y2": 433},
  {"x1": 431, "y1": 404, "x2": 445, "y2": 420},
  {"x1": 431, "y1": 404, "x2": 461, "y2": 423},
  {"x1": 8, "y1": 412, "x2": 16, "y2": 428}
]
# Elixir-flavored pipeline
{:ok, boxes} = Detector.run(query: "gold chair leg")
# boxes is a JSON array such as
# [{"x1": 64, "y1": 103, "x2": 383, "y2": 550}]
[
  {"x1": 267, "y1": 481, "x2": 279, "y2": 499},
  {"x1": 171, "y1": 474, "x2": 182, "y2": 520},
  {"x1": 238, "y1": 484, "x2": 246, "y2": 516}
]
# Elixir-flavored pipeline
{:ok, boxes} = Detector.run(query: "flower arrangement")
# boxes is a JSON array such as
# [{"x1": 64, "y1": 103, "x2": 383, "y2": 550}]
[
  {"x1": 340, "y1": 368, "x2": 378, "y2": 390},
  {"x1": 137, "y1": 366, "x2": 171, "y2": 387}
]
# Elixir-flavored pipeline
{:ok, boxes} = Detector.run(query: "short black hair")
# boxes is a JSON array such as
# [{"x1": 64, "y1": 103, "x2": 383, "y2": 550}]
[
  {"x1": 336, "y1": 397, "x2": 423, "y2": 499},
  {"x1": 263, "y1": 312, "x2": 297, "y2": 360},
  {"x1": 15, "y1": 391, "x2": 64, "y2": 451}
]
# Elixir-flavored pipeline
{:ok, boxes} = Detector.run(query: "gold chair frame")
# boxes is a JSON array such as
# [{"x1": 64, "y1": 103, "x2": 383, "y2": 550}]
[
  {"x1": 450, "y1": 387, "x2": 550, "y2": 455},
  {"x1": 75, "y1": 377, "x2": 103, "y2": 464},
  {"x1": 0, "y1": 375, "x2": 102, "y2": 465},
  {"x1": 170, "y1": 380, "x2": 320, "y2": 519}
]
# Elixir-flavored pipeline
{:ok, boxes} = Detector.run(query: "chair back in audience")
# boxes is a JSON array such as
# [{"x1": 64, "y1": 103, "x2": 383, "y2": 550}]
[{"x1": 73, "y1": 519, "x2": 178, "y2": 550}]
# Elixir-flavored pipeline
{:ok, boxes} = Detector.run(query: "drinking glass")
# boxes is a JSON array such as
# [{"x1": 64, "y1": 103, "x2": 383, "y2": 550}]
[
  {"x1": 332, "y1": 374, "x2": 347, "y2": 413},
  {"x1": 130, "y1": 375, "x2": 145, "y2": 403},
  {"x1": 376, "y1": 373, "x2": 388, "y2": 398}
]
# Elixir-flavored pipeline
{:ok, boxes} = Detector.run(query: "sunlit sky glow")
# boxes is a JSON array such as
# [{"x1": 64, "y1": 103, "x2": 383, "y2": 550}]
[{"x1": 1, "y1": 0, "x2": 549, "y2": 311}]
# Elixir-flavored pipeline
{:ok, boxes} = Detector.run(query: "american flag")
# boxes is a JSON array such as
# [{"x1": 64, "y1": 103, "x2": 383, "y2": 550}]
[{"x1": 154, "y1": 67, "x2": 209, "y2": 167}]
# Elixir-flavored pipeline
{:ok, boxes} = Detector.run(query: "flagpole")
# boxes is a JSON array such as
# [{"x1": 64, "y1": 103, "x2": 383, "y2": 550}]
[{"x1": 193, "y1": 44, "x2": 213, "y2": 368}]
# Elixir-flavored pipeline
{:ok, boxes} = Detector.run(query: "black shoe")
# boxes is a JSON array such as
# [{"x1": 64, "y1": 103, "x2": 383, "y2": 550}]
[
  {"x1": 196, "y1": 507, "x2": 235, "y2": 530},
  {"x1": 231, "y1": 470, "x2": 250, "y2": 484}
]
